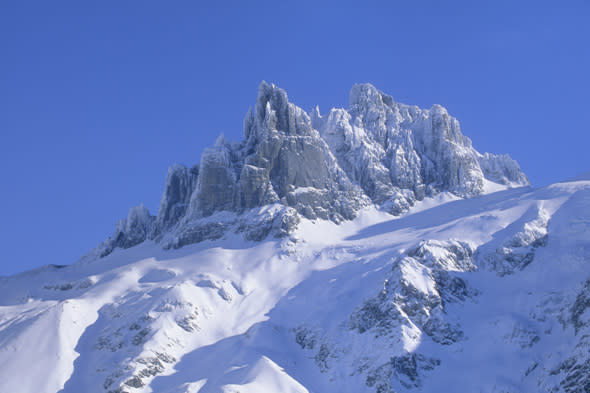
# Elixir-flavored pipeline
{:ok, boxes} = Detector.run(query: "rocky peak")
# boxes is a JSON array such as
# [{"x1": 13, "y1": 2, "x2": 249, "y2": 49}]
[
  {"x1": 96, "y1": 82, "x2": 529, "y2": 257},
  {"x1": 254, "y1": 81, "x2": 291, "y2": 133},
  {"x1": 154, "y1": 163, "x2": 198, "y2": 233},
  {"x1": 99, "y1": 204, "x2": 155, "y2": 257},
  {"x1": 349, "y1": 83, "x2": 395, "y2": 110}
]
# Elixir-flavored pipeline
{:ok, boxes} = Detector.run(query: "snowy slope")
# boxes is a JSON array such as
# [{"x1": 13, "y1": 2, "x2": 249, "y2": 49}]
[
  {"x1": 1, "y1": 178, "x2": 590, "y2": 393},
  {"x1": 0, "y1": 83, "x2": 584, "y2": 393}
]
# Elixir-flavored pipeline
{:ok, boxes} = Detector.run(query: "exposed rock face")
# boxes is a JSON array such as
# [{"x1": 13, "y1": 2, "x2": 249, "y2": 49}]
[
  {"x1": 185, "y1": 82, "x2": 369, "y2": 222},
  {"x1": 312, "y1": 83, "x2": 528, "y2": 213},
  {"x1": 349, "y1": 240, "x2": 478, "y2": 345},
  {"x1": 99, "y1": 205, "x2": 155, "y2": 257},
  {"x1": 153, "y1": 163, "x2": 198, "y2": 235},
  {"x1": 97, "y1": 82, "x2": 528, "y2": 256},
  {"x1": 554, "y1": 280, "x2": 590, "y2": 393},
  {"x1": 292, "y1": 239, "x2": 479, "y2": 392},
  {"x1": 366, "y1": 353, "x2": 441, "y2": 392},
  {"x1": 478, "y1": 152, "x2": 529, "y2": 186},
  {"x1": 476, "y1": 204, "x2": 549, "y2": 276}
]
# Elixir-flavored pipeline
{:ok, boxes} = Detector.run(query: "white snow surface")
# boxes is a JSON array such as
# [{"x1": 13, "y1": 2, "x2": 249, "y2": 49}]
[{"x1": 1, "y1": 180, "x2": 590, "y2": 393}]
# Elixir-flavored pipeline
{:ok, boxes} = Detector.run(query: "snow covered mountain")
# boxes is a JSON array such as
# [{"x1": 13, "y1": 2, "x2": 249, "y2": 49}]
[
  {"x1": 93, "y1": 82, "x2": 527, "y2": 257},
  {"x1": 2, "y1": 84, "x2": 589, "y2": 393}
]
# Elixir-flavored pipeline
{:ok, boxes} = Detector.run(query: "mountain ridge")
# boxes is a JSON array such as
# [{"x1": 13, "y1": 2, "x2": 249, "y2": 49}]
[
  {"x1": 10, "y1": 83, "x2": 589, "y2": 393},
  {"x1": 93, "y1": 82, "x2": 528, "y2": 259}
]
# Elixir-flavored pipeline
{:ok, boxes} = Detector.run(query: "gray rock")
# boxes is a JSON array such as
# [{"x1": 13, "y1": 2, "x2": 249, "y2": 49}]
[
  {"x1": 478, "y1": 152, "x2": 529, "y2": 186},
  {"x1": 167, "y1": 221, "x2": 227, "y2": 249},
  {"x1": 571, "y1": 279, "x2": 590, "y2": 335},
  {"x1": 366, "y1": 353, "x2": 440, "y2": 392},
  {"x1": 476, "y1": 206, "x2": 549, "y2": 276},
  {"x1": 153, "y1": 163, "x2": 198, "y2": 235},
  {"x1": 94, "y1": 81, "x2": 529, "y2": 255},
  {"x1": 350, "y1": 240, "x2": 477, "y2": 345},
  {"x1": 99, "y1": 205, "x2": 155, "y2": 257},
  {"x1": 314, "y1": 83, "x2": 528, "y2": 214},
  {"x1": 189, "y1": 137, "x2": 241, "y2": 218},
  {"x1": 187, "y1": 81, "x2": 369, "y2": 222}
]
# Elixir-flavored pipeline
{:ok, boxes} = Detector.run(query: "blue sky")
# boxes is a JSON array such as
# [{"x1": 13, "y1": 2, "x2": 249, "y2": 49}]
[{"x1": 1, "y1": 1, "x2": 588, "y2": 275}]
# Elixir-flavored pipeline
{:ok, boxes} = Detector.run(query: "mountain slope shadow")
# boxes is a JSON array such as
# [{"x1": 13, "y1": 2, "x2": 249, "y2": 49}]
[
  {"x1": 57, "y1": 287, "x2": 177, "y2": 393},
  {"x1": 347, "y1": 187, "x2": 532, "y2": 241},
  {"x1": 148, "y1": 245, "x2": 412, "y2": 393}
]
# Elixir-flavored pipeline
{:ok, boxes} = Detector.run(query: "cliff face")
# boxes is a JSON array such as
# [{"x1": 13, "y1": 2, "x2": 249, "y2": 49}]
[
  {"x1": 187, "y1": 81, "x2": 368, "y2": 223},
  {"x1": 97, "y1": 82, "x2": 528, "y2": 256},
  {"x1": 314, "y1": 83, "x2": 527, "y2": 213}
]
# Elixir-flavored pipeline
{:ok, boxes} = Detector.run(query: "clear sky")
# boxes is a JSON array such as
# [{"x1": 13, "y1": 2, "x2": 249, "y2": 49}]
[{"x1": 1, "y1": 1, "x2": 588, "y2": 275}]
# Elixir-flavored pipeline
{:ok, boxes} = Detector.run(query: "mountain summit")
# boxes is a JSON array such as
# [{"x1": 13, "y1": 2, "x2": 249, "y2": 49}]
[
  {"x1": 6, "y1": 84, "x2": 588, "y2": 393},
  {"x1": 97, "y1": 82, "x2": 527, "y2": 257}
]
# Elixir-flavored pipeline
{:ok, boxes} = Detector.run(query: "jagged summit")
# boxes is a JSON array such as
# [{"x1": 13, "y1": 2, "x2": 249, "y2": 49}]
[
  {"x1": 4, "y1": 79, "x2": 590, "y2": 393},
  {"x1": 94, "y1": 82, "x2": 528, "y2": 257},
  {"x1": 349, "y1": 82, "x2": 396, "y2": 108}
]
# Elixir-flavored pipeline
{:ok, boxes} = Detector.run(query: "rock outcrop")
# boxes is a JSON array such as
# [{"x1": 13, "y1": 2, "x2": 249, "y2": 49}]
[
  {"x1": 96, "y1": 82, "x2": 529, "y2": 256},
  {"x1": 99, "y1": 205, "x2": 155, "y2": 257},
  {"x1": 153, "y1": 163, "x2": 199, "y2": 235},
  {"x1": 312, "y1": 83, "x2": 528, "y2": 213}
]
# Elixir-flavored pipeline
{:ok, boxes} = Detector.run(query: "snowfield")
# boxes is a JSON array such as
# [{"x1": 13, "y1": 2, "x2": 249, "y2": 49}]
[{"x1": 2, "y1": 177, "x2": 590, "y2": 393}]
